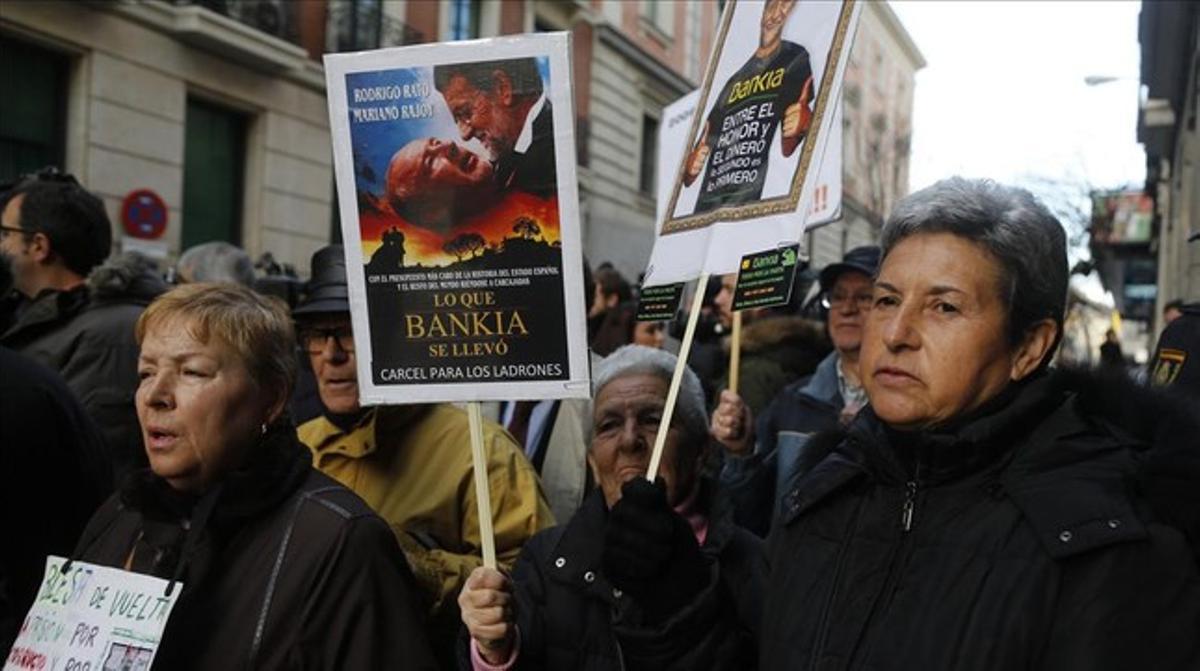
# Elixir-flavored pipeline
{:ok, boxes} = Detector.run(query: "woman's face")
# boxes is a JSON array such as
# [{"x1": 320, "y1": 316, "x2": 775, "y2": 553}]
[
  {"x1": 589, "y1": 373, "x2": 695, "y2": 508},
  {"x1": 632, "y1": 321, "x2": 665, "y2": 349},
  {"x1": 136, "y1": 320, "x2": 277, "y2": 492},
  {"x1": 861, "y1": 233, "x2": 1019, "y2": 431}
]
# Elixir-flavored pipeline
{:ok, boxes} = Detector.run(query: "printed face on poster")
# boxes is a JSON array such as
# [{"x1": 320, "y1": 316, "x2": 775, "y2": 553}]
[
  {"x1": 324, "y1": 34, "x2": 590, "y2": 404},
  {"x1": 644, "y1": 0, "x2": 860, "y2": 286},
  {"x1": 5, "y1": 557, "x2": 180, "y2": 671}
]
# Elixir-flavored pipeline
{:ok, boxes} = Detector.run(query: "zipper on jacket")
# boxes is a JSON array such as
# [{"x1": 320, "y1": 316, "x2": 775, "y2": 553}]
[
  {"x1": 848, "y1": 462, "x2": 923, "y2": 668},
  {"x1": 900, "y1": 480, "x2": 918, "y2": 532}
]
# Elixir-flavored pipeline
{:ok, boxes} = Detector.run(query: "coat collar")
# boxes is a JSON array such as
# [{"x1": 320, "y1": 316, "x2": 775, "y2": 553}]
[
  {"x1": 304, "y1": 405, "x2": 430, "y2": 459},
  {"x1": 798, "y1": 351, "x2": 843, "y2": 406},
  {"x1": 0, "y1": 284, "x2": 88, "y2": 342},
  {"x1": 786, "y1": 370, "x2": 1153, "y2": 558},
  {"x1": 120, "y1": 424, "x2": 312, "y2": 526}
]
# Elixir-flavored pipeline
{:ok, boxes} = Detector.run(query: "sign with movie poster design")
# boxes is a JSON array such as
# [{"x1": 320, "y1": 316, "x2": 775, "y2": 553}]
[{"x1": 324, "y1": 33, "x2": 590, "y2": 404}]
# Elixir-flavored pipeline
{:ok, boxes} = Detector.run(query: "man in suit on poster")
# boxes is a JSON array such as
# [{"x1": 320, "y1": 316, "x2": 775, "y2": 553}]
[{"x1": 434, "y1": 57, "x2": 557, "y2": 198}]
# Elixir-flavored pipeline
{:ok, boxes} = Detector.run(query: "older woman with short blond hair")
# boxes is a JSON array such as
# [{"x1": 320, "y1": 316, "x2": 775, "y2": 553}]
[{"x1": 71, "y1": 282, "x2": 435, "y2": 670}]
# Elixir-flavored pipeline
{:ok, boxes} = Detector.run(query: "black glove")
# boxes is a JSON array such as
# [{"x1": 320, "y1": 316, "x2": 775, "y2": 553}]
[{"x1": 601, "y1": 478, "x2": 710, "y2": 622}]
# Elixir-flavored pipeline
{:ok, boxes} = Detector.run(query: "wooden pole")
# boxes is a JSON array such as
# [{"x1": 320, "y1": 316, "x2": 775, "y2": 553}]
[
  {"x1": 646, "y1": 272, "x2": 710, "y2": 482},
  {"x1": 467, "y1": 401, "x2": 497, "y2": 568},
  {"x1": 729, "y1": 311, "x2": 742, "y2": 395}
]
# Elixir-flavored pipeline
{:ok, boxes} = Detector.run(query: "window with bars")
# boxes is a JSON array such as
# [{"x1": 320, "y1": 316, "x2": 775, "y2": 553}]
[
  {"x1": 641, "y1": 1, "x2": 674, "y2": 38},
  {"x1": 0, "y1": 36, "x2": 68, "y2": 183},
  {"x1": 450, "y1": 0, "x2": 483, "y2": 40}
]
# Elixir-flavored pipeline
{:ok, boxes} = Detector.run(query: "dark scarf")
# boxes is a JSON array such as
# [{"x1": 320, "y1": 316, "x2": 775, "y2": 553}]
[
  {"x1": 847, "y1": 372, "x2": 1066, "y2": 485},
  {"x1": 113, "y1": 425, "x2": 311, "y2": 595}
]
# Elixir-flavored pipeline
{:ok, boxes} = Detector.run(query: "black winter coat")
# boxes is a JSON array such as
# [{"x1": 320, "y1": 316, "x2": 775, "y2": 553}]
[
  {"x1": 461, "y1": 484, "x2": 764, "y2": 670},
  {"x1": 0, "y1": 252, "x2": 167, "y2": 485},
  {"x1": 73, "y1": 427, "x2": 437, "y2": 670},
  {"x1": 761, "y1": 370, "x2": 1200, "y2": 670},
  {"x1": 0, "y1": 348, "x2": 111, "y2": 651}
]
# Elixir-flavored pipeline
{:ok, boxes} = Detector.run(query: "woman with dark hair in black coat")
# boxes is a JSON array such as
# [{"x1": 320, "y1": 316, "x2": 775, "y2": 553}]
[{"x1": 761, "y1": 178, "x2": 1200, "y2": 670}]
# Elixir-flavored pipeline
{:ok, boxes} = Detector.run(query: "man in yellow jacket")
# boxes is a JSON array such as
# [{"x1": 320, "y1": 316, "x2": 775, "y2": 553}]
[{"x1": 293, "y1": 245, "x2": 554, "y2": 663}]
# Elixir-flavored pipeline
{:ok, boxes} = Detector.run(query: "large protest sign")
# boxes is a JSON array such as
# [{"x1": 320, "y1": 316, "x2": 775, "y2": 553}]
[
  {"x1": 655, "y1": 88, "x2": 842, "y2": 237},
  {"x1": 5, "y1": 557, "x2": 180, "y2": 671},
  {"x1": 324, "y1": 34, "x2": 590, "y2": 406},
  {"x1": 644, "y1": 0, "x2": 860, "y2": 286}
]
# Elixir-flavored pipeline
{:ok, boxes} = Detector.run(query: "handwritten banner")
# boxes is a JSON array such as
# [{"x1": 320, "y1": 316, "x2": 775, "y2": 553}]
[{"x1": 5, "y1": 556, "x2": 179, "y2": 671}]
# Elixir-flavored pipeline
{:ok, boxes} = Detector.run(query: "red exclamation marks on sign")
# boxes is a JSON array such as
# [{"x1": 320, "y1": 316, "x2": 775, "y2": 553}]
[{"x1": 809, "y1": 185, "x2": 828, "y2": 215}]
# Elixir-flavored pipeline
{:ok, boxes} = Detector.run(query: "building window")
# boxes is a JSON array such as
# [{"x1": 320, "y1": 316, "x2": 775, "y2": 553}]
[
  {"x1": 333, "y1": 0, "x2": 383, "y2": 51},
  {"x1": 450, "y1": 0, "x2": 482, "y2": 40},
  {"x1": 641, "y1": 1, "x2": 674, "y2": 38},
  {"x1": 0, "y1": 35, "x2": 68, "y2": 182},
  {"x1": 639, "y1": 114, "x2": 659, "y2": 195},
  {"x1": 182, "y1": 98, "x2": 246, "y2": 249}
]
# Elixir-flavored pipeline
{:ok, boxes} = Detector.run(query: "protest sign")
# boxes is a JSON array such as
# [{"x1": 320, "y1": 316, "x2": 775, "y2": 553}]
[
  {"x1": 324, "y1": 33, "x2": 590, "y2": 406},
  {"x1": 5, "y1": 556, "x2": 180, "y2": 671},
  {"x1": 644, "y1": 0, "x2": 860, "y2": 482},
  {"x1": 732, "y1": 244, "x2": 802, "y2": 311},
  {"x1": 655, "y1": 89, "x2": 842, "y2": 239},
  {"x1": 635, "y1": 283, "x2": 684, "y2": 323},
  {"x1": 644, "y1": 0, "x2": 860, "y2": 287}
]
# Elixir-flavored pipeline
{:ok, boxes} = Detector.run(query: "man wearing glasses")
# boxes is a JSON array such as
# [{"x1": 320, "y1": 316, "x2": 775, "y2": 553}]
[
  {"x1": 711, "y1": 246, "x2": 879, "y2": 537},
  {"x1": 291, "y1": 245, "x2": 553, "y2": 668},
  {"x1": 1, "y1": 168, "x2": 165, "y2": 485}
]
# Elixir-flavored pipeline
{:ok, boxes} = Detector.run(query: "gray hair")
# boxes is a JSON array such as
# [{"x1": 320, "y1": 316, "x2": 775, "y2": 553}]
[
  {"x1": 177, "y1": 242, "x2": 256, "y2": 287},
  {"x1": 882, "y1": 177, "x2": 1067, "y2": 358},
  {"x1": 593, "y1": 344, "x2": 708, "y2": 445}
]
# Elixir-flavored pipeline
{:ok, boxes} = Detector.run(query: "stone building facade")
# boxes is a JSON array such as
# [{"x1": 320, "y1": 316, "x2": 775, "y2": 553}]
[{"x1": 0, "y1": 0, "x2": 920, "y2": 279}]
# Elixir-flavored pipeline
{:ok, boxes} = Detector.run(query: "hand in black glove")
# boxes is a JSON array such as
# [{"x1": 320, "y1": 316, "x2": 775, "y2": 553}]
[{"x1": 601, "y1": 478, "x2": 710, "y2": 623}]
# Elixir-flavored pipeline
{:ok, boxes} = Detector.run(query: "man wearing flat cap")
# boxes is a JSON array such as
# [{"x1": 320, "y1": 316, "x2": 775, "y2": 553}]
[
  {"x1": 292, "y1": 245, "x2": 554, "y2": 665},
  {"x1": 711, "y1": 245, "x2": 880, "y2": 536}
]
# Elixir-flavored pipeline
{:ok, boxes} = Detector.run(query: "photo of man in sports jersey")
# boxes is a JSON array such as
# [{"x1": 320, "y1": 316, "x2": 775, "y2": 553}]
[{"x1": 682, "y1": 0, "x2": 814, "y2": 215}]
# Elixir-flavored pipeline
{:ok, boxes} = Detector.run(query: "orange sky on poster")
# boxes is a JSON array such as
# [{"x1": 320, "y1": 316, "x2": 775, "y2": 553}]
[{"x1": 360, "y1": 191, "x2": 560, "y2": 267}]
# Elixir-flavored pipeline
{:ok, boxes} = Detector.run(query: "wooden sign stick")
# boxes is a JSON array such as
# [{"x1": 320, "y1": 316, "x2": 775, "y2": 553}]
[
  {"x1": 647, "y1": 272, "x2": 711, "y2": 482},
  {"x1": 729, "y1": 311, "x2": 743, "y2": 395},
  {"x1": 467, "y1": 401, "x2": 497, "y2": 568}
]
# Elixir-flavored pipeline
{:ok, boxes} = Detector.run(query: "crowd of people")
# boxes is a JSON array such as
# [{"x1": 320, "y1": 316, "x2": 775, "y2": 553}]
[{"x1": 2, "y1": 167, "x2": 1198, "y2": 669}]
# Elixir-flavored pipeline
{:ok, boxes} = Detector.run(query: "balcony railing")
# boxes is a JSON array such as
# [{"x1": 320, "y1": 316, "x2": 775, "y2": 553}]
[
  {"x1": 327, "y1": 0, "x2": 424, "y2": 52},
  {"x1": 174, "y1": 0, "x2": 301, "y2": 46},
  {"x1": 169, "y1": 1, "x2": 424, "y2": 57}
]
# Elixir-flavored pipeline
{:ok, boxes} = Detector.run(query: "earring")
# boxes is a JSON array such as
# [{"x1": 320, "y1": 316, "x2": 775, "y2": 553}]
[{"x1": 260, "y1": 423, "x2": 268, "y2": 436}]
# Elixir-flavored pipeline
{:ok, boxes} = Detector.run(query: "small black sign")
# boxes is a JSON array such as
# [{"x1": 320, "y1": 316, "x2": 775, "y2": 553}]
[
  {"x1": 733, "y1": 244, "x2": 801, "y2": 311},
  {"x1": 636, "y1": 283, "x2": 685, "y2": 322}
]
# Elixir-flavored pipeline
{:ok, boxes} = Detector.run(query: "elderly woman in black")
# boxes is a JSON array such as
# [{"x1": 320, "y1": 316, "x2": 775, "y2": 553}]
[
  {"x1": 457, "y1": 345, "x2": 763, "y2": 670},
  {"x1": 71, "y1": 283, "x2": 436, "y2": 669},
  {"x1": 760, "y1": 178, "x2": 1200, "y2": 670}
]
